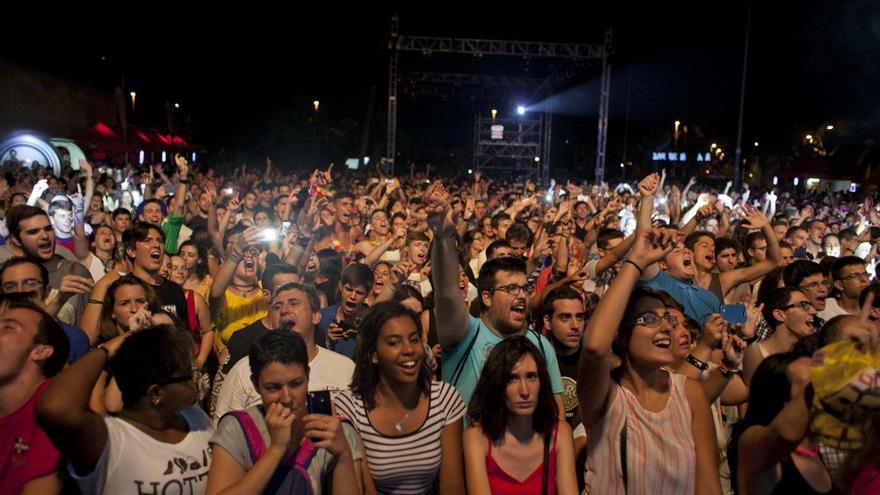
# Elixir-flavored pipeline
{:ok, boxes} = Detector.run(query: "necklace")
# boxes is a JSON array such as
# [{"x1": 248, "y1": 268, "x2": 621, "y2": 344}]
[{"x1": 394, "y1": 407, "x2": 414, "y2": 432}]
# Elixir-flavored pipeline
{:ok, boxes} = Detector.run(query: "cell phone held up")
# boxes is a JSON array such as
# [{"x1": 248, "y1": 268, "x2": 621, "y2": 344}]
[
  {"x1": 307, "y1": 390, "x2": 332, "y2": 416},
  {"x1": 719, "y1": 304, "x2": 747, "y2": 326}
]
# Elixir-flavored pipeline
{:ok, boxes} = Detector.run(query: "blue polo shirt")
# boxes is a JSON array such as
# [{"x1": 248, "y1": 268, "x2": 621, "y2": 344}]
[{"x1": 640, "y1": 270, "x2": 721, "y2": 325}]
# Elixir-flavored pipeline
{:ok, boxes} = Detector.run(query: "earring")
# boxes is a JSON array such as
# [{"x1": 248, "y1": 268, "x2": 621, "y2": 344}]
[{"x1": 152, "y1": 398, "x2": 160, "y2": 407}]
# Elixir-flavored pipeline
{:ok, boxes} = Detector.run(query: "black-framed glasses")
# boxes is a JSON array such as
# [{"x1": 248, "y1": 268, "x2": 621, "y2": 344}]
[
  {"x1": 838, "y1": 272, "x2": 870, "y2": 283},
  {"x1": 491, "y1": 284, "x2": 528, "y2": 296},
  {"x1": 632, "y1": 312, "x2": 678, "y2": 328},
  {"x1": 781, "y1": 301, "x2": 814, "y2": 312},
  {"x1": 156, "y1": 374, "x2": 194, "y2": 386},
  {"x1": 2, "y1": 279, "x2": 42, "y2": 293},
  {"x1": 798, "y1": 280, "x2": 832, "y2": 291}
]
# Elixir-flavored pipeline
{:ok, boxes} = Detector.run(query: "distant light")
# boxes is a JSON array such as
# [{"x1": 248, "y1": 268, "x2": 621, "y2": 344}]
[
  {"x1": 468, "y1": 169, "x2": 473, "y2": 174},
  {"x1": 710, "y1": 143, "x2": 717, "y2": 150},
  {"x1": 174, "y1": 103, "x2": 180, "y2": 109},
  {"x1": 491, "y1": 109, "x2": 498, "y2": 120},
  {"x1": 794, "y1": 178, "x2": 799, "y2": 186},
  {"x1": 705, "y1": 168, "x2": 710, "y2": 175},
  {"x1": 130, "y1": 91, "x2": 136, "y2": 97},
  {"x1": 363, "y1": 156, "x2": 370, "y2": 165},
  {"x1": 826, "y1": 125, "x2": 834, "y2": 130},
  {"x1": 674, "y1": 120, "x2": 681, "y2": 126},
  {"x1": 620, "y1": 162, "x2": 625, "y2": 168},
  {"x1": 161, "y1": 151, "x2": 167, "y2": 162},
  {"x1": 191, "y1": 152, "x2": 196, "y2": 162},
  {"x1": 138, "y1": 150, "x2": 145, "y2": 165},
  {"x1": 517, "y1": 105, "x2": 526, "y2": 115},
  {"x1": 851, "y1": 182, "x2": 858, "y2": 193},
  {"x1": 313, "y1": 100, "x2": 320, "y2": 112},
  {"x1": 534, "y1": 156, "x2": 540, "y2": 162},
  {"x1": 805, "y1": 134, "x2": 813, "y2": 142},
  {"x1": 807, "y1": 178, "x2": 820, "y2": 186},
  {"x1": 753, "y1": 141, "x2": 759, "y2": 147},
  {"x1": 748, "y1": 173, "x2": 753, "y2": 178},
  {"x1": 772, "y1": 176, "x2": 778, "y2": 185}
]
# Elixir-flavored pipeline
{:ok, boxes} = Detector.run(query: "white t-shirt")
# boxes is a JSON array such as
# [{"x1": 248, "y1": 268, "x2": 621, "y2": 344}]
[
  {"x1": 818, "y1": 297, "x2": 852, "y2": 321},
  {"x1": 70, "y1": 406, "x2": 213, "y2": 495},
  {"x1": 85, "y1": 253, "x2": 107, "y2": 283},
  {"x1": 213, "y1": 346, "x2": 354, "y2": 424}
]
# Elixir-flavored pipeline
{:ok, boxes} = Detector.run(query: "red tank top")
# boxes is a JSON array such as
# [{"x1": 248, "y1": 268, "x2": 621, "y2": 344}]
[
  {"x1": 185, "y1": 289, "x2": 200, "y2": 347},
  {"x1": 486, "y1": 421, "x2": 558, "y2": 495}
]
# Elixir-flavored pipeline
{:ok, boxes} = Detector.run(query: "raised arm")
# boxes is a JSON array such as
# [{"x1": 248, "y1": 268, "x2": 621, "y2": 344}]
[
  {"x1": 170, "y1": 154, "x2": 189, "y2": 216},
  {"x1": 36, "y1": 331, "x2": 134, "y2": 475},
  {"x1": 427, "y1": 183, "x2": 469, "y2": 351},
  {"x1": 579, "y1": 228, "x2": 677, "y2": 427},
  {"x1": 720, "y1": 205, "x2": 781, "y2": 293}
]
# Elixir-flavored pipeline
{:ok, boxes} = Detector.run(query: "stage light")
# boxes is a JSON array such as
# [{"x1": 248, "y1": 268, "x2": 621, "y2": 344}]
[{"x1": 517, "y1": 105, "x2": 526, "y2": 115}]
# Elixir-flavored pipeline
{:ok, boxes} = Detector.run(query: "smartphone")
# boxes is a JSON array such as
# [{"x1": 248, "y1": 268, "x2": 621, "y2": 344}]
[
  {"x1": 338, "y1": 319, "x2": 357, "y2": 338},
  {"x1": 307, "y1": 390, "x2": 332, "y2": 415},
  {"x1": 258, "y1": 228, "x2": 278, "y2": 242},
  {"x1": 794, "y1": 247, "x2": 808, "y2": 259},
  {"x1": 281, "y1": 221, "x2": 292, "y2": 235},
  {"x1": 222, "y1": 187, "x2": 234, "y2": 196},
  {"x1": 720, "y1": 304, "x2": 747, "y2": 325}
]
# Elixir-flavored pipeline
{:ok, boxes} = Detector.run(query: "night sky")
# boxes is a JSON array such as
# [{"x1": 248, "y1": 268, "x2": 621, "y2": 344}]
[{"x1": 5, "y1": 2, "x2": 880, "y2": 174}]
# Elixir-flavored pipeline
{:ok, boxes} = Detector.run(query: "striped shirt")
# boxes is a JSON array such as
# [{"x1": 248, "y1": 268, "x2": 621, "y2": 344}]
[
  {"x1": 584, "y1": 372, "x2": 696, "y2": 495},
  {"x1": 335, "y1": 381, "x2": 466, "y2": 495}
]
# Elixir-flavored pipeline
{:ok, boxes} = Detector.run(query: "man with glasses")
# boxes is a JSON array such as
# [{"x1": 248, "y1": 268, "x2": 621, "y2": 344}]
[
  {"x1": 0, "y1": 258, "x2": 89, "y2": 362},
  {"x1": 783, "y1": 260, "x2": 830, "y2": 329},
  {"x1": 819, "y1": 256, "x2": 870, "y2": 320},
  {"x1": 427, "y1": 189, "x2": 564, "y2": 412}
]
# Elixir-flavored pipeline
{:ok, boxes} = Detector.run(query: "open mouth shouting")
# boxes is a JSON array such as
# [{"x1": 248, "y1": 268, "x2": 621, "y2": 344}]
[
  {"x1": 37, "y1": 239, "x2": 54, "y2": 258},
  {"x1": 509, "y1": 300, "x2": 527, "y2": 321}
]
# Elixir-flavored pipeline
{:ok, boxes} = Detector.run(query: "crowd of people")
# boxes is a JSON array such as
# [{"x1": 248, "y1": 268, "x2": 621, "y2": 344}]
[{"x1": 1, "y1": 153, "x2": 879, "y2": 495}]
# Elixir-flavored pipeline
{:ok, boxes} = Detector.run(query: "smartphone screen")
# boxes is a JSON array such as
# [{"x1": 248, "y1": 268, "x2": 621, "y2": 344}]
[
  {"x1": 259, "y1": 228, "x2": 279, "y2": 242},
  {"x1": 307, "y1": 390, "x2": 332, "y2": 415}
]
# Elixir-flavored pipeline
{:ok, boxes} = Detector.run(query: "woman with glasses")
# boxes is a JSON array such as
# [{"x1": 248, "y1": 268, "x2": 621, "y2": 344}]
[
  {"x1": 37, "y1": 325, "x2": 213, "y2": 494},
  {"x1": 463, "y1": 335, "x2": 578, "y2": 495},
  {"x1": 578, "y1": 229, "x2": 723, "y2": 494},
  {"x1": 742, "y1": 287, "x2": 817, "y2": 386},
  {"x1": 335, "y1": 301, "x2": 466, "y2": 494}
]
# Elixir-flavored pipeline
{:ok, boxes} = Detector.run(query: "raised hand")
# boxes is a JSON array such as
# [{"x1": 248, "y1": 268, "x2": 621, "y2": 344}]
[
  {"x1": 174, "y1": 153, "x2": 188, "y2": 178},
  {"x1": 628, "y1": 227, "x2": 681, "y2": 268},
  {"x1": 78, "y1": 159, "x2": 93, "y2": 176},
  {"x1": 739, "y1": 204, "x2": 769, "y2": 230},
  {"x1": 638, "y1": 173, "x2": 660, "y2": 198},
  {"x1": 720, "y1": 332, "x2": 747, "y2": 369}
]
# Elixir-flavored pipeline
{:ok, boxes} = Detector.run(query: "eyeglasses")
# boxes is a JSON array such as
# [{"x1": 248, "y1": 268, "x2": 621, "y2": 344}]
[
  {"x1": 798, "y1": 280, "x2": 832, "y2": 291},
  {"x1": 782, "y1": 301, "x2": 814, "y2": 312},
  {"x1": 632, "y1": 312, "x2": 678, "y2": 328},
  {"x1": 491, "y1": 284, "x2": 528, "y2": 296},
  {"x1": 2, "y1": 279, "x2": 42, "y2": 292},
  {"x1": 838, "y1": 272, "x2": 870, "y2": 283}
]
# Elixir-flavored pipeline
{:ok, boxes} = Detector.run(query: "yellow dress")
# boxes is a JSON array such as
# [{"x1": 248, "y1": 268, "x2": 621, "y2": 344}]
[{"x1": 214, "y1": 287, "x2": 267, "y2": 353}]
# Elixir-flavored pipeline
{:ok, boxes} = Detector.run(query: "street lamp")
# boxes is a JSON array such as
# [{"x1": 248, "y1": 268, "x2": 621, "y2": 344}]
[
  {"x1": 711, "y1": 143, "x2": 717, "y2": 150},
  {"x1": 753, "y1": 141, "x2": 759, "y2": 147},
  {"x1": 491, "y1": 109, "x2": 498, "y2": 121},
  {"x1": 826, "y1": 124, "x2": 834, "y2": 131},
  {"x1": 313, "y1": 100, "x2": 320, "y2": 112},
  {"x1": 674, "y1": 120, "x2": 681, "y2": 146},
  {"x1": 130, "y1": 91, "x2": 136, "y2": 111}
]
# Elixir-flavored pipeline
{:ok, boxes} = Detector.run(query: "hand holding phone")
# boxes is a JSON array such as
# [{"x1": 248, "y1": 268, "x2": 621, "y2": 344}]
[
  {"x1": 720, "y1": 304, "x2": 747, "y2": 325},
  {"x1": 307, "y1": 390, "x2": 333, "y2": 415}
]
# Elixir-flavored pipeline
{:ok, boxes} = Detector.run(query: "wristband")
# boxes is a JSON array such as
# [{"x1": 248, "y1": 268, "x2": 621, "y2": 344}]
[
  {"x1": 624, "y1": 259, "x2": 643, "y2": 275},
  {"x1": 686, "y1": 354, "x2": 709, "y2": 371},
  {"x1": 718, "y1": 365, "x2": 737, "y2": 378}
]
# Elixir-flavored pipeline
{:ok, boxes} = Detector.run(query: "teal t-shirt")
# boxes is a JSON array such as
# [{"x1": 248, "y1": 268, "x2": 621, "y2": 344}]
[{"x1": 441, "y1": 315, "x2": 564, "y2": 407}]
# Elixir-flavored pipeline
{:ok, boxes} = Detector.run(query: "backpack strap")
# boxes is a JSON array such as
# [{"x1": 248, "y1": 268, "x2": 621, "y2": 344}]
[
  {"x1": 224, "y1": 410, "x2": 267, "y2": 463},
  {"x1": 449, "y1": 324, "x2": 480, "y2": 387}
]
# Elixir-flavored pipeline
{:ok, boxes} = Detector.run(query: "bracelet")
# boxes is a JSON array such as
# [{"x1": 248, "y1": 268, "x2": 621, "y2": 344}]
[
  {"x1": 718, "y1": 365, "x2": 737, "y2": 378},
  {"x1": 686, "y1": 354, "x2": 709, "y2": 371},
  {"x1": 88, "y1": 298, "x2": 104, "y2": 305},
  {"x1": 624, "y1": 259, "x2": 643, "y2": 275},
  {"x1": 94, "y1": 344, "x2": 110, "y2": 358}
]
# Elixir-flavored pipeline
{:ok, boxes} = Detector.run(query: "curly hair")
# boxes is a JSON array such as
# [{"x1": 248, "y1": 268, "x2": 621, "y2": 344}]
[
  {"x1": 350, "y1": 301, "x2": 431, "y2": 411},
  {"x1": 466, "y1": 335, "x2": 558, "y2": 443}
]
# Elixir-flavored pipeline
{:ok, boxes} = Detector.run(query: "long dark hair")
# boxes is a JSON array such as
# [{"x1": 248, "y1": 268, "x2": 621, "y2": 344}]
[
  {"x1": 179, "y1": 239, "x2": 209, "y2": 280},
  {"x1": 350, "y1": 301, "x2": 432, "y2": 411},
  {"x1": 466, "y1": 335, "x2": 558, "y2": 443}
]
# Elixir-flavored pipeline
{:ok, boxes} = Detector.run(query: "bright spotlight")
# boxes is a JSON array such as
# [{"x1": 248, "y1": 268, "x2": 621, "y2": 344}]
[{"x1": 516, "y1": 105, "x2": 526, "y2": 116}]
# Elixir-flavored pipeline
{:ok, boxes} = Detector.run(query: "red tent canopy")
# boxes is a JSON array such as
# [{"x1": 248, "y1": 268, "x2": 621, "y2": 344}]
[{"x1": 71, "y1": 122, "x2": 127, "y2": 151}]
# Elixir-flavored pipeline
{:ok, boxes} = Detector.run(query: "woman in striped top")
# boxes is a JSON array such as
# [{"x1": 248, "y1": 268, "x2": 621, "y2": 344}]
[
  {"x1": 335, "y1": 301, "x2": 466, "y2": 494},
  {"x1": 579, "y1": 229, "x2": 723, "y2": 494}
]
